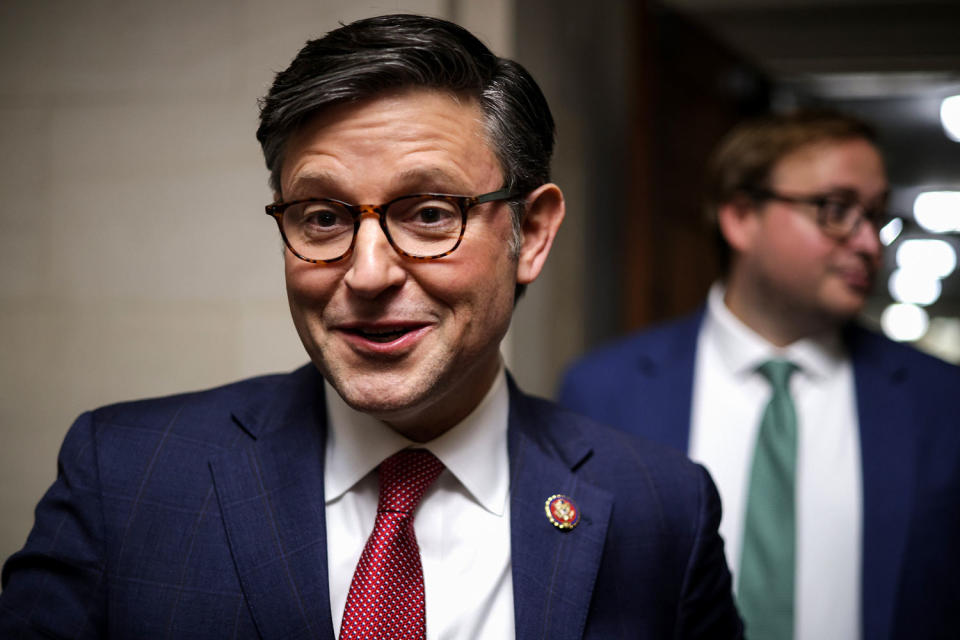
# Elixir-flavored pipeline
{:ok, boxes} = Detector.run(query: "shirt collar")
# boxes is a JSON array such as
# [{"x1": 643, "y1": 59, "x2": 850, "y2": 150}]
[
  {"x1": 705, "y1": 281, "x2": 846, "y2": 380},
  {"x1": 324, "y1": 365, "x2": 510, "y2": 516}
]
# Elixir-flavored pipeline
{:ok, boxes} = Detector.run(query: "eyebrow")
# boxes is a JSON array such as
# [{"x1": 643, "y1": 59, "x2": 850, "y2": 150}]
[
  {"x1": 392, "y1": 167, "x2": 475, "y2": 194},
  {"x1": 822, "y1": 186, "x2": 891, "y2": 205},
  {"x1": 284, "y1": 167, "x2": 479, "y2": 202},
  {"x1": 284, "y1": 171, "x2": 342, "y2": 201}
]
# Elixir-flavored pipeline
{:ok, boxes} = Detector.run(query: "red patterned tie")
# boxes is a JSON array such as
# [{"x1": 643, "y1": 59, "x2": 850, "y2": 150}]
[{"x1": 339, "y1": 449, "x2": 445, "y2": 640}]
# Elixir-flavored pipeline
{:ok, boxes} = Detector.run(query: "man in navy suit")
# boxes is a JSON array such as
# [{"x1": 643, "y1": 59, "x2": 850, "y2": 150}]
[
  {"x1": 560, "y1": 110, "x2": 960, "y2": 639},
  {"x1": 0, "y1": 14, "x2": 741, "y2": 639}
]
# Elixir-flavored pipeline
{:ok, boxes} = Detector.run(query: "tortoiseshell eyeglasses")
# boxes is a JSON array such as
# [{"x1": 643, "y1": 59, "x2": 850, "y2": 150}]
[{"x1": 265, "y1": 188, "x2": 516, "y2": 264}]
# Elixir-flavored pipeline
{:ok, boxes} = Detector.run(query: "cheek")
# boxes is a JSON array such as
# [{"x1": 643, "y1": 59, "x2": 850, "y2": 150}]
[
  {"x1": 464, "y1": 257, "x2": 517, "y2": 332},
  {"x1": 284, "y1": 257, "x2": 340, "y2": 314},
  {"x1": 417, "y1": 252, "x2": 515, "y2": 328},
  {"x1": 765, "y1": 220, "x2": 832, "y2": 272}
]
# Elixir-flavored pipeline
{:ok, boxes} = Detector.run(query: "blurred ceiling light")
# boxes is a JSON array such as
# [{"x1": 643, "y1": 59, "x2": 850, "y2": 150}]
[
  {"x1": 881, "y1": 303, "x2": 929, "y2": 342},
  {"x1": 921, "y1": 316, "x2": 960, "y2": 364},
  {"x1": 888, "y1": 268, "x2": 942, "y2": 306},
  {"x1": 879, "y1": 217, "x2": 903, "y2": 246},
  {"x1": 942, "y1": 94, "x2": 960, "y2": 142},
  {"x1": 895, "y1": 238, "x2": 957, "y2": 278},
  {"x1": 913, "y1": 191, "x2": 960, "y2": 233}
]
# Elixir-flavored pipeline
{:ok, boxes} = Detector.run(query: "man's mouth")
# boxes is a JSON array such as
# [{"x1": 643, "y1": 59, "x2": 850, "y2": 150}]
[
  {"x1": 836, "y1": 265, "x2": 875, "y2": 291},
  {"x1": 350, "y1": 326, "x2": 416, "y2": 343},
  {"x1": 340, "y1": 323, "x2": 430, "y2": 345}
]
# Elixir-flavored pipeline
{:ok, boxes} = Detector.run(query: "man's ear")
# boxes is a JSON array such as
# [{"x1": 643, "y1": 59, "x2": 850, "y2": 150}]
[
  {"x1": 516, "y1": 183, "x2": 565, "y2": 285},
  {"x1": 716, "y1": 195, "x2": 760, "y2": 254}
]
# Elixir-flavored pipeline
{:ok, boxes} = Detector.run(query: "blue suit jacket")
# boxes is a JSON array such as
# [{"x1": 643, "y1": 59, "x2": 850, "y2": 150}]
[
  {"x1": 558, "y1": 311, "x2": 960, "y2": 640},
  {"x1": 1, "y1": 364, "x2": 742, "y2": 638}
]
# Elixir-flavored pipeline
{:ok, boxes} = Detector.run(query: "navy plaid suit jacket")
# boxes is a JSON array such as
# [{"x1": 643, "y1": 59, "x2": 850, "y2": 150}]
[
  {"x1": 1, "y1": 364, "x2": 742, "y2": 638},
  {"x1": 559, "y1": 311, "x2": 960, "y2": 640}
]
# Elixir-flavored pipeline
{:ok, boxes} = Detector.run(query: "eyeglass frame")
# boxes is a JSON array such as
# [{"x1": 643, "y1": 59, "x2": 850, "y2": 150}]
[
  {"x1": 265, "y1": 187, "x2": 518, "y2": 264},
  {"x1": 744, "y1": 187, "x2": 889, "y2": 240}
]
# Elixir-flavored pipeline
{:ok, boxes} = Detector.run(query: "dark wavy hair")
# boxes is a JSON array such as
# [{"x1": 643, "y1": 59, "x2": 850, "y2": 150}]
[{"x1": 256, "y1": 13, "x2": 556, "y2": 259}]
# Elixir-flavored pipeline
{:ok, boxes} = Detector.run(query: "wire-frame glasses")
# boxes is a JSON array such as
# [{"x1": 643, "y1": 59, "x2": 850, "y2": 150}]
[{"x1": 265, "y1": 188, "x2": 515, "y2": 264}]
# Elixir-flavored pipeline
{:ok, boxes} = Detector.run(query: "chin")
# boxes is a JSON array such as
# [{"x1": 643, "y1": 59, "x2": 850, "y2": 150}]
[
  {"x1": 817, "y1": 278, "x2": 870, "y2": 318},
  {"x1": 820, "y1": 296, "x2": 868, "y2": 323},
  {"x1": 332, "y1": 371, "x2": 435, "y2": 418}
]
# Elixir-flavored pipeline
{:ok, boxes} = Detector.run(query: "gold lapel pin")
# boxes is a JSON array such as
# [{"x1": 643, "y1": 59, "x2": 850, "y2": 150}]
[{"x1": 545, "y1": 494, "x2": 580, "y2": 530}]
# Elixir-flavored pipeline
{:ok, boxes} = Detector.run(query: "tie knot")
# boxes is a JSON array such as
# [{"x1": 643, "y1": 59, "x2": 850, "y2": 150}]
[
  {"x1": 377, "y1": 449, "x2": 445, "y2": 515},
  {"x1": 757, "y1": 359, "x2": 797, "y2": 391}
]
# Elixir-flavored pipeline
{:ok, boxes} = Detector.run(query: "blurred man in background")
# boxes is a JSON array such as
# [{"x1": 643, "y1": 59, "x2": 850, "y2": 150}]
[{"x1": 561, "y1": 110, "x2": 960, "y2": 640}]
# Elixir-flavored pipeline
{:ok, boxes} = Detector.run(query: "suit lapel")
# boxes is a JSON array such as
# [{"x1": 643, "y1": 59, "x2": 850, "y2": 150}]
[
  {"x1": 508, "y1": 381, "x2": 613, "y2": 640},
  {"x1": 848, "y1": 327, "x2": 916, "y2": 640},
  {"x1": 633, "y1": 311, "x2": 704, "y2": 453},
  {"x1": 209, "y1": 365, "x2": 336, "y2": 640}
]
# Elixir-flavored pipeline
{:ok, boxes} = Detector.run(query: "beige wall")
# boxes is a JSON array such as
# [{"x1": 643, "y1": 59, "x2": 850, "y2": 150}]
[{"x1": 0, "y1": 0, "x2": 531, "y2": 570}]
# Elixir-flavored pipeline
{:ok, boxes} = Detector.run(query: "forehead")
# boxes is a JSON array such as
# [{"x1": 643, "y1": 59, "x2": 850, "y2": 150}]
[
  {"x1": 279, "y1": 89, "x2": 500, "y2": 197},
  {"x1": 770, "y1": 138, "x2": 887, "y2": 196}
]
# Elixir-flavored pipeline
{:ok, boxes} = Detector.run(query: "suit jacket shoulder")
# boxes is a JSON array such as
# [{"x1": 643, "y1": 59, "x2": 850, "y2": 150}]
[
  {"x1": 847, "y1": 323, "x2": 960, "y2": 393},
  {"x1": 0, "y1": 364, "x2": 331, "y2": 640},
  {"x1": 557, "y1": 311, "x2": 704, "y2": 451}
]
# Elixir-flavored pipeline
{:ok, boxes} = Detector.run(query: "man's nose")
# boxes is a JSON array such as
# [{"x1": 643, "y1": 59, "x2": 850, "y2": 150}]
[
  {"x1": 847, "y1": 214, "x2": 883, "y2": 262},
  {"x1": 342, "y1": 212, "x2": 407, "y2": 298}
]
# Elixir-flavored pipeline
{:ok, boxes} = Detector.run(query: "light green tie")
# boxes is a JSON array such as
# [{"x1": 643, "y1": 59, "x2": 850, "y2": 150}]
[{"x1": 738, "y1": 359, "x2": 798, "y2": 640}]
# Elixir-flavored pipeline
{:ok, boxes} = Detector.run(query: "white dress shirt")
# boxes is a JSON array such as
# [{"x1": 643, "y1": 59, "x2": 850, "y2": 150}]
[
  {"x1": 324, "y1": 367, "x2": 514, "y2": 640},
  {"x1": 689, "y1": 283, "x2": 862, "y2": 640}
]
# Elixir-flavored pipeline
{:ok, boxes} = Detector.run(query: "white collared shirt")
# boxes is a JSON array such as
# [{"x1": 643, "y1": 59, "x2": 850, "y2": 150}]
[
  {"x1": 689, "y1": 283, "x2": 862, "y2": 640},
  {"x1": 324, "y1": 368, "x2": 515, "y2": 640}
]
